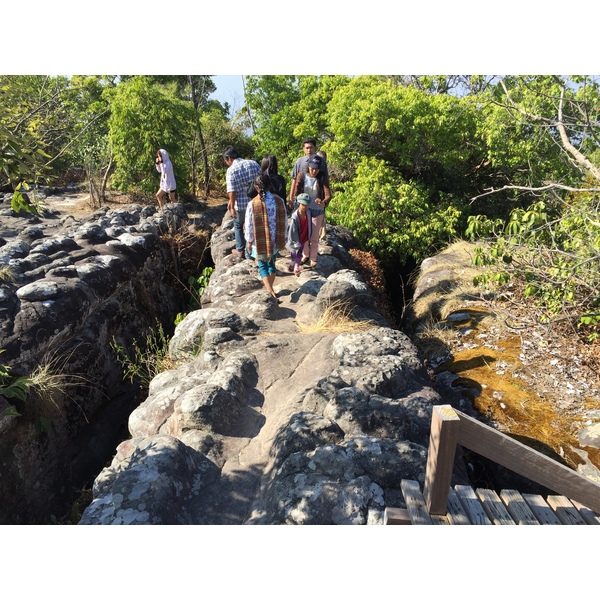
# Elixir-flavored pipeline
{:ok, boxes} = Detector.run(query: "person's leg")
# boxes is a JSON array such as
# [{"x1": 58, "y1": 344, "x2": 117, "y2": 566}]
[
  {"x1": 156, "y1": 189, "x2": 166, "y2": 208},
  {"x1": 267, "y1": 258, "x2": 278, "y2": 294},
  {"x1": 168, "y1": 190, "x2": 176, "y2": 202},
  {"x1": 319, "y1": 212, "x2": 327, "y2": 242},
  {"x1": 309, "y1": 214, "x2": 325, "y2": 264},
  {"x1": 262, "y1": 275, "x2": 276, "y2": 298},
  {"x1": 237, "y1": 208, "x2": 252, "y2": 259},
  {"x1": 301, "y1": 240, "x2": 310, "y2": 263},
  {"x1": 258, "y1": 258, "x2": 277, "y2": 299},
  {"x1": 293, "y1": 250, "x2": 301, "y2": 275},
  {"x1": 233, "y1": 214, "x2": 246, "y2": 255}
]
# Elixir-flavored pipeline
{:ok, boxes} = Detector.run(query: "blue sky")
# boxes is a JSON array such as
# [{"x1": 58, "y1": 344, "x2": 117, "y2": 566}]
[{"x1": 210, "y1": 76, "x2": 246, "y2": 115}]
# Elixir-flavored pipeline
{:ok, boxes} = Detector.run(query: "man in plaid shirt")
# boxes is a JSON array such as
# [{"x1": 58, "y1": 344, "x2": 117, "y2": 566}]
[{"x1": 223, "y1": 145, "x2": 261, "y2": 258}]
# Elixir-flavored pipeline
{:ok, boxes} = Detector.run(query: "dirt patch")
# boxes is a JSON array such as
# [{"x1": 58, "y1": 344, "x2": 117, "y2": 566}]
[{"x1": 41, "y1": 189, "x2": 229, "y2": 220}]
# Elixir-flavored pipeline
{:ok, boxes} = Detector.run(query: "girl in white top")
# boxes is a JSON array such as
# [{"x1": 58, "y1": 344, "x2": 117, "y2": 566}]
[{"x1": 155, "y1": 149, "x2": 176, "y2": 208}]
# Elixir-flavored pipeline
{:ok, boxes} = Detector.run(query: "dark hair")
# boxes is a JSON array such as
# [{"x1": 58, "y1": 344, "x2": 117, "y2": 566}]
[
  {"x1": 302, "y1": 138, "x2": 317, "y2": 147},
  {"x1": 261, "y1": 154, "x2": 279, "y2": 175},
  {"x1": 254, "y1": 172, "x2": 272, "y2": 199},
  {"x1": 222, "y1": 145, "x2": 240, "y2": 160}
]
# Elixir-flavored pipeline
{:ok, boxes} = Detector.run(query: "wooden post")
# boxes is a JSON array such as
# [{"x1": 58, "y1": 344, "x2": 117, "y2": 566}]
[{"x1": 423, "y1": 405, "x2": 461, "y2": 515}]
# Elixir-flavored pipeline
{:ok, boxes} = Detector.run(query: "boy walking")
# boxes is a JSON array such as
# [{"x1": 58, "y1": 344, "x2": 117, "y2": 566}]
[{"x1": 286, "y1": 193, "x2": 312, "y2": 276}]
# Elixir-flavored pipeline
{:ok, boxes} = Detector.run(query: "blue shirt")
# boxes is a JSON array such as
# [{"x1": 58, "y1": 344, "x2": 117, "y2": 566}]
[{"x1": 226, "y1": 158, "x2": 261, "y2": 212}]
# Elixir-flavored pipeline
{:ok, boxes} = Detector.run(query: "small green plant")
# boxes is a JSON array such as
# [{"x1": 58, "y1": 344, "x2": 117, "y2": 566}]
[
  {"x1": 579, "y1": 312, "x2": 600, "y2": 342},
  {"x1": 9, "y1": 182, "x2": 48, "y2": 216},
  {"x1": 188, "y1": 266, "x2": 213, "y2": 310},
  {"x1": 111, "y1": 320, "x2": 176, "y2": 388},
  {"x1": 0, "y1": 351, "x2": 32, "y2": 417},
  {"x1": 174, "y1": 266, "x2": 214, "y2": 326}
]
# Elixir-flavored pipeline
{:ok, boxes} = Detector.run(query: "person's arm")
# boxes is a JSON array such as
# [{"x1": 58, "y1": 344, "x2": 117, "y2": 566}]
[
  {"x1": 245, "y1": 203, "x2": 254, "y2": 253},
  {"x1": 286, "y1": 213, "x2": 296, "y2": 247},
  {"x1": 289, "y1": 159, "x2": 300, "y2": 202},
  {"x1": 290, "y1": 172, "x2": 303, "y2": 210},
  {"x1": 228, "y1": 191, "x2": 237, "y2": 218},
  {"x1": 280, "y1": 196, "x2": 288, "y2": 239},
  {"x1": 321, "y1": 175, "x2": 331, "y2": 207}
]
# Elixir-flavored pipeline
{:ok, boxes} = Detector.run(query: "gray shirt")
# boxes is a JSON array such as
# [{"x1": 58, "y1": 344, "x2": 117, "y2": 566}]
[{"x1": 291, "y1": 154, "x2": 329, "y2": 180}]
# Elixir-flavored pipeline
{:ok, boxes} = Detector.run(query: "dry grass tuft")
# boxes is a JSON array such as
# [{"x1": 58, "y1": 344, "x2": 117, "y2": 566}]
[
  {"x1": 161, "y1": 228, "x2": 211, "y2": 287},
  {"x1": 412, "y1": 319, "x2": 459, "y2": 363},
  {"x1": 27, "y1": 350, "x2": 92, "y2": 422},
  {"x1": 411, "y1": 240, "x2": 486, "y2": 322},
  {"x1": 0, "y1": 264, "x2": 15, "y2": 282},
  {"x1": 297, "y1": 300, "x2": 378, "y2": 334}
]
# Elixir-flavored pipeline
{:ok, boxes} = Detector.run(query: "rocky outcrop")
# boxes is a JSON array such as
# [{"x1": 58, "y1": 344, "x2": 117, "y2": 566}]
[
  {"x1": 406, "y1": 241, "x2": 600, "y2": 489},
  {"x1": 0, "y1": 200, "x2": 192, "y2": 523},
  {"x1": 79, "y1": 213, "x2": 457, "y2": 525}
]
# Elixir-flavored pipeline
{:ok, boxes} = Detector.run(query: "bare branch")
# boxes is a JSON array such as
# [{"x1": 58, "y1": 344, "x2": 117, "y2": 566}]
[
  {"x1": 469, "y1": 183, "x2": 600, "y2": 204},
  {"x1": 45, "y1": 108, "x2": 110, "y2": 167},
  {"x1": 555, "y1": 83, "x2": 600, "y2": 182},
  {"x1": 497, "y1": 77, "x2": 600, "y2": 184}
]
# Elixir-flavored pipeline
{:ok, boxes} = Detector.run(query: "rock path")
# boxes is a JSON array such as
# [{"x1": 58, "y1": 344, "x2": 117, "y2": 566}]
[{"x1": 188, "y1": 256, "x2": 341, "y2": 523}]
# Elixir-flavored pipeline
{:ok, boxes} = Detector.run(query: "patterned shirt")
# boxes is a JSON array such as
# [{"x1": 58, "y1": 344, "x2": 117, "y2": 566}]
[
  {"x1": 226, "y1": 158, "x2": 261, "y2": 212},
  {"x1": 245, "y1": 192, "x2": 288, "y2": 251}
]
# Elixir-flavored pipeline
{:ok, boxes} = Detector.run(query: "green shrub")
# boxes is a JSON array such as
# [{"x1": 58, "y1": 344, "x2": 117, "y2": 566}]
[{"x1": 0, "y1": 351, "x2": 32, "y2": 417}]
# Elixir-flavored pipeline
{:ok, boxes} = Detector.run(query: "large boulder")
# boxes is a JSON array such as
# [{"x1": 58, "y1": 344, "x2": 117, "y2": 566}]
[{"x1": 79, "y1": 434, "x2": 220, "y2": 525}]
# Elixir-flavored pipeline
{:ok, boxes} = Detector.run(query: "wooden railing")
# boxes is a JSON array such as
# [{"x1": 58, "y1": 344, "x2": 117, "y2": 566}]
[{"x1": 422, "y1": 404, "x2": 600, "y2": 516}]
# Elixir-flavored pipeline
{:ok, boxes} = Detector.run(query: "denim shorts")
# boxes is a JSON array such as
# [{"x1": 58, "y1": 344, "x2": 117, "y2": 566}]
[{"x1": 257, "y1": 257, "x2": 276, "y2": 278}]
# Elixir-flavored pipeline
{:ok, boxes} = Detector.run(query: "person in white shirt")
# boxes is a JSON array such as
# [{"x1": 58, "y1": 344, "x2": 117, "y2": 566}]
[{"x1": 155, "y1": 149, "x2": 176, "y2": 208}]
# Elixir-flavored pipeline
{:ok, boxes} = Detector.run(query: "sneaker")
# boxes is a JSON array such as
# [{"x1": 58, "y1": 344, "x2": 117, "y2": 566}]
[
  {"x1": 231, "y1": 248, "x2": 243, "y2": 257},
  {"x1": 288, "y1": 263, "x2": 295, "y2": 272},
  {"x1": 294, "y1": 265, "x2": 300, "y2": 276}
]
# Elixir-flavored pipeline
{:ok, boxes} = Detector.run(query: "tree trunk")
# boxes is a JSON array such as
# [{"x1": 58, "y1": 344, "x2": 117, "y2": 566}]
[
  {"x1": 188, "y1": 75, "x2": 210, "y2": 198},
  {"x1": 242, "y1": 75, "x2": 256, "y2": 136},
  {"x1": 100, "y1": 152, "x2": 113, "y2": 205},
  {"x1": 87, "y1": 161, "x2": 97, "y2": 209}
]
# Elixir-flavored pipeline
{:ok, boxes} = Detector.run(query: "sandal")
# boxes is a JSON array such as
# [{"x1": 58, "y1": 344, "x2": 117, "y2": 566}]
[
  {"x1": 301, "y1": 256, "x2": 309, "y2": 265},
  {"x1": 310, "y1": 261, "x2": 318, "y2": 268}
]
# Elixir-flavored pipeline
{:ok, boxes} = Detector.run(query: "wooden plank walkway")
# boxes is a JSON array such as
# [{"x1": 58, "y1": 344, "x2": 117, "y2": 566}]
[{"x1": 385, "y1": 479, "x2": 600, "y2": 525}]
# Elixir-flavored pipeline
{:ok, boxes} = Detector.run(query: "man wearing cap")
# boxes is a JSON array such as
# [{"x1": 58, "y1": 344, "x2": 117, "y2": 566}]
[
  {"x1": 289, "y1": 137, "x2": 328, "y2": 203},
  {"x1": 223, "y1": 145, "x2": 261, "y2": 259}
]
